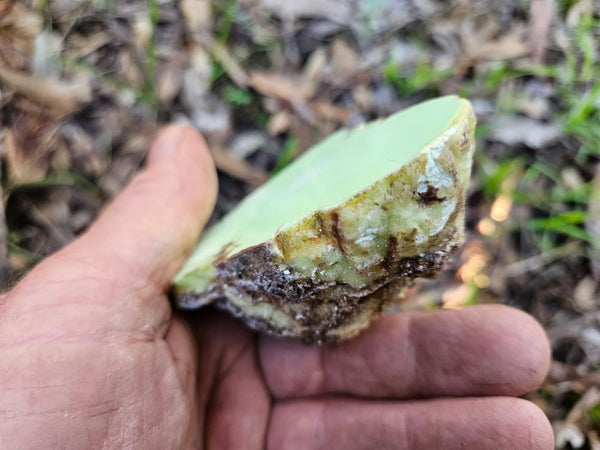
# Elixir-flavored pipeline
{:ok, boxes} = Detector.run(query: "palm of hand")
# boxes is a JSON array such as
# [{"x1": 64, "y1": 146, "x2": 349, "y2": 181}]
[{"x1": 0, "y1": 127, "x2": 553, "y2": 449}]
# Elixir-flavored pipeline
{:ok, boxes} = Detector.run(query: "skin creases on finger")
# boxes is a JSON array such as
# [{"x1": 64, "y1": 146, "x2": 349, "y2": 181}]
[
  {"x1": 267, "y1": 397, "x2": 554, "y2": 450},
  {"x1": 259, "y1": 305, "x2": 551, "y2": 399}
]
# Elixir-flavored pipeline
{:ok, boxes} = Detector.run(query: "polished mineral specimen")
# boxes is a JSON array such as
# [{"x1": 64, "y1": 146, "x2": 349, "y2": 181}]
[{"x1": 174, "y1": 96, "x2": 476, "y2": 343}]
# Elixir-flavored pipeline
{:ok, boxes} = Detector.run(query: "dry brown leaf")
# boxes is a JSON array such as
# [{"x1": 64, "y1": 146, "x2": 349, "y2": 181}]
[
  {"x1": 250, "y1": 71, "x2": 311, "y2": 102},
  {"x1": 132, "y1": 13, "x2": 153, "y2": 53},
  {"x1": 573, "y1": 276, "x2": 598, "y2": 312},
  {"x1": 309, "y1": 100, "x2": 354, "y2": 124},
  {"x1": 0, "y1": 2, "x2": 42, "y2": 41},
  {"x1": 63, "y1": 30, "x2": 112, "y2": 59},
  {"x1": 210, "y1": 146, "x2": 268, "y2": 187},
  {"x1": 60, "y1": 123, "x2": 108, "y2": 177},
  {"x1": 289, "y1": 114, "x2": 321, "y2": 153},
  {"x1": 0, "y1": 67, "x2": 91, "y2": 115},
  {"x1": 49, "y1": 137, "x2": 73, "y2": 173},
  {"x1": 562, "y1": 167, "x2": 585, "y2": 190},
  {"x1": 180, "y1": 0, "x2": 212, "y2": 32},
  {"x1": 211, "y1": 41, "x2": 250, "y2": 87},
  {"x1": 330, "y1": 38, "x2": 360, "y2": 74},
  {"x1": 3, "y1": 129, "x2": 47, "y2": 184},
  {"x1": 157, "y1": 61, "x2": 185, "y2": 105},
  {"x1": 589, "y1": 430, "x2": 600, "y2": 450},
  {"x1": 115, "y1": 49, "x2": 146, "y2": 87},
  {"x1": 2, "y1": 97, "x2": 63, "y2": 185},
  {"x1": 462, "y1": 28, "x2": 530, "y2": 61},
  {"x1": 0, "y1": 35, "x2": 29, "y2": 70},
  {"x1": 301, "y1": 47, "x2": 326, "y2": 94},
  {"x1": 267, "y1": 110, "x2": 292, "y2": 135},
  {"x1": 330, "y1": 38, "x2": 362, "y2": 79},
  {"x1": 249, "y1": 70, "x2": 317, "y2": 123},
  {"x1": 566, "y1": 386, "x2": 600, "y2": 425},
  {"x1": 352, "y1": 84, "x2": 372, "y2": 110},
  {"x1": 529, "y1": 0, "x2": 556, "y2": 63},
  {"x1": 0, "y1": 2, "x2": 43, "y2": 70}
]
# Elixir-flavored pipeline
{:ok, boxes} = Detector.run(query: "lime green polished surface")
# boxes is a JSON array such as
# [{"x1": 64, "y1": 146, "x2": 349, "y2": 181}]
[{"x1": 175, "y1": 96, "x2": 466, "y2": 287}]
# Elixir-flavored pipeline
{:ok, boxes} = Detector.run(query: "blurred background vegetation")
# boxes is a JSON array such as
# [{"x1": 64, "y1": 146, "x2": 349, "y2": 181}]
[{"x1": 0, "y1": 0, "x2": 599, "y2": 447}]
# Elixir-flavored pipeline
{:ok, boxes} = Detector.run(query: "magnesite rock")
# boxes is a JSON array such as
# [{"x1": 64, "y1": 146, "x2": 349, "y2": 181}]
[{"x1": 174, "y1": 96, "x2": 476, "y2": 343}]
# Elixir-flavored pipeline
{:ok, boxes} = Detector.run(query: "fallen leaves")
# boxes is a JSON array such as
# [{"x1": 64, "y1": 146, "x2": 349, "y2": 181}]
[
  {"x1": 0, "y1": 67, "x2": 92, "y2": 115},
  {"x1": 211, "y1": 41, "x2": 250, "y2": 87},
  {"x1": 0, "y1": 1, "x2": 43, "y2": 69},
  {"x1": 249, "y1": 71, "x2": 313, "y2": 104},
  {"x1": 2, "y1": 99, "x2": 61, "y2": 184},
  {"x1": 0, "y1": 2, "x2": 598, "y2": 441},
  {"x1": 555, "y1": 386, "x2": 600, "y2": 449},
  {"x1": 462, "y1": 28, "x2": 531, "y2": 62},
  {"x1": 180, "y1": 0, "x2": 212, "y2": 32},
  {"x1": 210, "y1": 146, "x2": 268, "y2": 187}
]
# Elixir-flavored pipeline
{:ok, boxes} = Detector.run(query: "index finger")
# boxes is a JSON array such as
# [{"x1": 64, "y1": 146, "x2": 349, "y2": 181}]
[{"x1": 259, "y1": 305, "x2": 550, "y2": 399}]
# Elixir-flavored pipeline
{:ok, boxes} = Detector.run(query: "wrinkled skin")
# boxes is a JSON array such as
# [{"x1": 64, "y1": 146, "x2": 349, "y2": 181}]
[{"x1": 0, "y1": 126, "x2": 554, "y2": 449}]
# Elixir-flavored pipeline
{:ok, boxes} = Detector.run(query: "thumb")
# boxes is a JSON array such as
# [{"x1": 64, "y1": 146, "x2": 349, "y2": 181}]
[{"x1": 11, "y1": 125, "x2": 218, "y2": 301}]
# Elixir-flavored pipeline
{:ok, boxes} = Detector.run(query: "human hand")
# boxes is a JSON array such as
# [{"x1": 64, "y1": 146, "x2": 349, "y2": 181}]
[{"x1": 0, "y1": 126, "x2": 553, "y2": 449}]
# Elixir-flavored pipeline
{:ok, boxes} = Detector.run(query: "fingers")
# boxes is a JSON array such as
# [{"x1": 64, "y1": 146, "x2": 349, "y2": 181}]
[
  {"x1": 204, "y1": 339, "x2": 271, "y2": 450},
  {"x1": 12, "y1": 125, "x2": 217, "y2": 298},
  {"x1": 192, "y1": 311, "x2": 270, "y2": 449},
  {"x1": 259, "y1": 305, "x2": 550, "y2": 399},
  {"x1": 268, "y1": 397, "x2": 553, "y2": 450}
]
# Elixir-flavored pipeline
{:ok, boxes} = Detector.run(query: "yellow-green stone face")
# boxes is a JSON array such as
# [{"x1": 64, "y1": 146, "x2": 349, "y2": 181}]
[{"x1": 174, "y1": 95, "x2": 476, "y2": 343}]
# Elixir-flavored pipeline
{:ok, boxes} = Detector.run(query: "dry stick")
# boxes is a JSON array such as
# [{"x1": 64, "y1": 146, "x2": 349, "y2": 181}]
[{"x1": 499, "y1": 242, "x2": 582, "y2": 278}]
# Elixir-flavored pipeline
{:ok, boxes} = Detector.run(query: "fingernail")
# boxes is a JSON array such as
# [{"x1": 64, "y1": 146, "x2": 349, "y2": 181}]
[{"x1": 147, "y1": 125, "x2": 188, "y2": 165}]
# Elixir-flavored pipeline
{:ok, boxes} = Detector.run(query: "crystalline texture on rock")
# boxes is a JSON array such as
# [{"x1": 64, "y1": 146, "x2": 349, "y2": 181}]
[{"x1": 174, "y1": 95, "x2": 477, "y2": 343}]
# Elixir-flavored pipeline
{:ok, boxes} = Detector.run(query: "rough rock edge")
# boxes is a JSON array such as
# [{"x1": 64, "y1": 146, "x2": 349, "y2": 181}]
[
  {"x1": 207, "y1": 277, "x2": 415, "y2": 344},
  {"x1": 177, "y1": 247, "x2": 453, "y2": 343}
]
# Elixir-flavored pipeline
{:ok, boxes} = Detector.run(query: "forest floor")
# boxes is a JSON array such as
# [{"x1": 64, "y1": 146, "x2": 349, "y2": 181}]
[{"x1": 1, "y1": 1, "x2": 599, "y2": 447}]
